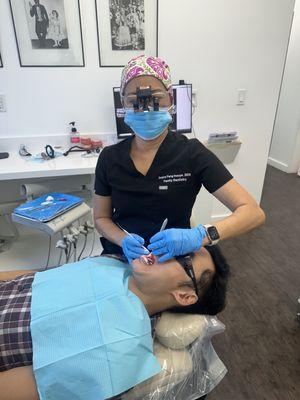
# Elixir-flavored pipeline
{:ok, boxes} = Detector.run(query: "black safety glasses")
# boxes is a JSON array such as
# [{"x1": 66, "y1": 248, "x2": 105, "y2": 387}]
[{"x1": 175, "y1": 254, "x2": 199, "y2": 298}]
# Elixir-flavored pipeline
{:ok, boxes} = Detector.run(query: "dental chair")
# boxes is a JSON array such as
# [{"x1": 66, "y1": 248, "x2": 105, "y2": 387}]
[{"x1": 120, "y1": 311, "x2": 227, "y2": 400}]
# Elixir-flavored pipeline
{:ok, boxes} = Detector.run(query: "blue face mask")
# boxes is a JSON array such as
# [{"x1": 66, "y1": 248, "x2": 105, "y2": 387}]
[{"x1": 124, "y1": 109, "x2": 172, "y2": 140}]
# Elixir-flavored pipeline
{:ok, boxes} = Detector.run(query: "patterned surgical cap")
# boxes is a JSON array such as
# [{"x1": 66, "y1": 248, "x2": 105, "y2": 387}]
[{"x1": 120, "y1": 55, "x2": 173, "y2": 99}]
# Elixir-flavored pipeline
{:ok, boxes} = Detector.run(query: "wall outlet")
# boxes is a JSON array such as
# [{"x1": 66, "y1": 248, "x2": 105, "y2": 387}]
[{"x1": 0, "y1": 95, "x2": 7, "y2": 112}]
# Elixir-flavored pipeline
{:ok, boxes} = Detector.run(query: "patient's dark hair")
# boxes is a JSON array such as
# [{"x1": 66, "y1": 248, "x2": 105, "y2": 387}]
[{"x1": 170, "y1": 245, "x2": 230, "y2": 316}]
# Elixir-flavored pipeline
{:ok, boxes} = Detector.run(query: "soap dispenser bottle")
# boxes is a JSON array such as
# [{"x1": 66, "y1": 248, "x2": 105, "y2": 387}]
[{"x1": 69, "y1": 121, "x2": 80, "y2": 144}]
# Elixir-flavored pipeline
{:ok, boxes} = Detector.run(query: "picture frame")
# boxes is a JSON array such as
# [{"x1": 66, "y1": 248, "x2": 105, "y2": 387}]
[
  {"x1": 9, "y1": 0, "x2": 85, "y2": 67},
  {"x1": 95, "y1": 0, "x2": 158, "y2": 67}
]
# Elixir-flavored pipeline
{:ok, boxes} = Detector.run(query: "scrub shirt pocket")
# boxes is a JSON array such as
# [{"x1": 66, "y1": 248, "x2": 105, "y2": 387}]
[{"x1": 156, "y1": 177, "x2": 198, "y2": 227}]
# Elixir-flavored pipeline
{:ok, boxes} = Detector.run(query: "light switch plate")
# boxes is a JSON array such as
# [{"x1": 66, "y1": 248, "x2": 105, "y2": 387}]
[
  {"x1": 0, "y1": 95, "x2": 7, "y2": 112},
  {"x1": 237, "y1": 89, "x2": 247, "y2": 106}
]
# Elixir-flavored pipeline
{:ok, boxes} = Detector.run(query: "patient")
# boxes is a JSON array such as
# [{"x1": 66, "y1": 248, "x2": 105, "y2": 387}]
[{"x1": 0, "y1": 245, "x2": 229, "y2": 400}]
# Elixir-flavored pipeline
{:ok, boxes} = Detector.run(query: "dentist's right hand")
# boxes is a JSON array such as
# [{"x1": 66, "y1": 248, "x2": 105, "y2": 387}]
[{"x1": 121, "y1": 234, "x2": 149, "y2": 265}]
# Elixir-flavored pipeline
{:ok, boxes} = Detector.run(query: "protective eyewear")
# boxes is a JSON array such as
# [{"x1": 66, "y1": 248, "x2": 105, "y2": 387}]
[
  {"x1": 176, "y1": 254, "x2": 199, "y2": 298},
  {"x1": 123, "y1": 88, "x2": 170, "y2": 110}
]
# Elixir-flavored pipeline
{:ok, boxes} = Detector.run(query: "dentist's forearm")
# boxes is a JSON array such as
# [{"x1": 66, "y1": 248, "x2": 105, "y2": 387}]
[
  {"x1": 94, "y1": 217, "x2": 127, "y2": 247},
  {"x1": 214, "y1": 204, "x2": 266, "y2": 241}
]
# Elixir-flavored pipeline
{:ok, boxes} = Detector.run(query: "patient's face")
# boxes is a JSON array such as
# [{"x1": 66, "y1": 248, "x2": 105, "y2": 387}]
[{"x1": 131, "y1": 247, "x2": 215, "y2": 297}]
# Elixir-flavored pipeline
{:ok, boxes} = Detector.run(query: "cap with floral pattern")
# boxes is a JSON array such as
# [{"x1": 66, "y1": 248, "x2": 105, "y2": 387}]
[{"x1": 120, "y1": 55, "x2": 173, "y2": 98}]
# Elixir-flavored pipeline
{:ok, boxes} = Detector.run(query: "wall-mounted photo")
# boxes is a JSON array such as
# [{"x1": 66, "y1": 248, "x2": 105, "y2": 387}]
[
  {"x1": 25, "y1": 0, "x2": 69, "y2": 50},
  {"x1": 96, "y1": 0, "x2": 158, "y2": 67},
  {"x1": 9, "y1": 0, "x2": 85, "y2": 67}
]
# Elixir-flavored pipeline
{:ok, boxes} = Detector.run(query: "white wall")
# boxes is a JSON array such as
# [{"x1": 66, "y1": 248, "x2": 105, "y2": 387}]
[
  {"x1": 0, "y1": 0, "x2": 122, "y2": 136},
  {"x1": 158, "y1": 0, "x2": 295, "y2": 221},
  {"x1": 269, "y1": 0, "x2": 300, "y2": 172},
  {"x1": 0, "y1": 0, "x2": 295, "y2": 222},
  {"x1": 269, "y1": 0, "x2": 300, "y2": 173}
]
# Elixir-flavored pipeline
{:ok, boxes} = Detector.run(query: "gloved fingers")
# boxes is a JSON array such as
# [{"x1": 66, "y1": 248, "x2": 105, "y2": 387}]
[
  {"x1": 123, "y1": 235, "x2": 148, "y2": 253},
  {"x1": 149, "y1": 231, "x2": 165, "y2": 244},
  {"x1": 148, "y1": 239, "x2": 166, "y2": 252},
  {"x1": 151, "y1": 245, "x2": 168, "y2": 256},
  {"x1": 125, "y1": 236, "x2": 144, "y2": 248},
  {"x1": 127, "y1": 247, "x2": 149, "y2": 258},
  {"x1": 122, "y1": 235, "x2": 149, "y2": 265},
  {"x1": 129, "y1": 242, "x2": 150, "y2": 256},
  {"x1": 130, "y1": 234, "x2": 145, "y2": 245},
  {"x1": 158, "y1": 252, "x2": 173, "y2": 263},
  {"x1": 122, "y1": 234, "x2": 144, "y2": 247},
  {"x1": 127, "y1": 240, "x2": 147, "y2": 251}
]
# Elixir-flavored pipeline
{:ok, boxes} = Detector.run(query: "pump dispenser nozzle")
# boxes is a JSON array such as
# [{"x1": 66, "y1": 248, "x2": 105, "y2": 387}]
[{"x1": 69, "y1": 121, "x2": 77, "y2": 133}]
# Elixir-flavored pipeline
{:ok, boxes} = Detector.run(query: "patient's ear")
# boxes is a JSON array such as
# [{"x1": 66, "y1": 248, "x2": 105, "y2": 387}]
[{"x1": 171, "y1": 289, "x2": 198, "y2": 307}]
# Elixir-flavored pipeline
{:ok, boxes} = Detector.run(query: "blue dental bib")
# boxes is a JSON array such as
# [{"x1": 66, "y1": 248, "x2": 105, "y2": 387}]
[{"x1": 30, "y1": 257, "x2": 161, "y2": 400}]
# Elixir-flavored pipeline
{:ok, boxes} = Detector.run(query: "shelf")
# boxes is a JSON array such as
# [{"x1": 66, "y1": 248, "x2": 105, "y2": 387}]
[{"x1": 203, "y1": 140, "x2": 242, "y2": 164}]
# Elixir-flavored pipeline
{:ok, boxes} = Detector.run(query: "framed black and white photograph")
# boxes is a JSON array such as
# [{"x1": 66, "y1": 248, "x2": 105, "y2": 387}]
[
  {"x1": 9, "y1": 0, "x2": 84, "y2": 67},
  {"x1": 95, "y1": 0, "x2": 158, "y2": 67}
]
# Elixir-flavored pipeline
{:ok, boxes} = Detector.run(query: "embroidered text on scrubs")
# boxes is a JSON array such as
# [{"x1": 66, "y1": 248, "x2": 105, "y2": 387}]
[{"x1": 158, "y1": 173, "x2": 192, "y2": 184}]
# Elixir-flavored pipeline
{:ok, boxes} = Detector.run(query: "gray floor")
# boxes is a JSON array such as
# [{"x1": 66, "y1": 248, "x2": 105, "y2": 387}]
[{"x1": 208, "y1": 166, "x2": 300, "y2": 400}]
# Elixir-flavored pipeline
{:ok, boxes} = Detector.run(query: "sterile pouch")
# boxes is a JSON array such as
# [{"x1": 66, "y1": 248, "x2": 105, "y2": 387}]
[
  {"x1": 13, "y1": 192, "x2": 82, "y2": 222},
  {"x1": 120, "y1": 312, "x2": 227, "y2": 400}
]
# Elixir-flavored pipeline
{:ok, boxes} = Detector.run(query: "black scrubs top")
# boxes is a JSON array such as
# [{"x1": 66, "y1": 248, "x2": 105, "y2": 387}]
[{"x1": 94, "y1": 132, "x2": 233, "y2": 255}]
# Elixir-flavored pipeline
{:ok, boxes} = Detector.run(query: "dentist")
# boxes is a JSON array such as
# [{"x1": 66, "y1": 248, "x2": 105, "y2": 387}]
[{"x1": 93, "y1": 55, "x2": 265, "y2": 264}]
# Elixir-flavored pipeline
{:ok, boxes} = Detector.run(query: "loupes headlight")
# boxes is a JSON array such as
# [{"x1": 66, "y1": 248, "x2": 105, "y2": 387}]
[{"x1": 123, "y1": 89, "x2": 169, "y2": 111}]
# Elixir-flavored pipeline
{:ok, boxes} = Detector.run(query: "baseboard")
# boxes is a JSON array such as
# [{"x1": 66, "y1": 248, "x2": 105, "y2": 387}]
[{"x1": 267, "y1": 157, "x2": 289, "y2": 172}]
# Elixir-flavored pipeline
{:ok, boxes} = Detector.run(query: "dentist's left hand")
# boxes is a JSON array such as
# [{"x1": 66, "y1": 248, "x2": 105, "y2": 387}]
[
  {"x1": 148, "y1": 225, "x2": 207, "y2": 263},
  {"x1": 122, "y1": 234, "x2": 149, "y2": 265}
]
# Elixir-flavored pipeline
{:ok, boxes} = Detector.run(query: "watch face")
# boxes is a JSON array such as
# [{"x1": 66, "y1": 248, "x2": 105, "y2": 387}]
[{"x1": 207, "y1": 226, "x2": 220, "y2": 241}]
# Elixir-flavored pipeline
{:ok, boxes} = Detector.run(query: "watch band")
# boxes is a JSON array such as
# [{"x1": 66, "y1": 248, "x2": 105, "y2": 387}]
[{"x1": 203, "y1": 224, "x2": 220, "y2": 246}]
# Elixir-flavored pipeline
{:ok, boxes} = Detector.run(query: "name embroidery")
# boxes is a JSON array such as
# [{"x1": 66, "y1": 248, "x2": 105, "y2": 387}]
[{"x1": 158, "y1": 172, "x2": 192, "y2": 184}]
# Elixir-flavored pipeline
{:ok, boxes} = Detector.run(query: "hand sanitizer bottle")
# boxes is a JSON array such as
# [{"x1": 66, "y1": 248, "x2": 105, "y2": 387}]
[{"x1": 69, "y1": 121, "x2": 80, "y2": 144}]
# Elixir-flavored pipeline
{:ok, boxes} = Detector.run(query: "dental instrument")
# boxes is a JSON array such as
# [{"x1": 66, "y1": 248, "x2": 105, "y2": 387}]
[
  {"x1": 117, "y1": 224, "x2": 149, "y2": 253},
  {"x1": 117, "y1": 223, "x2": 153, "y2": 265},
  {"x1": 140, "y1": 219, "x2": 168, "y2": 266},
  {"x1": 160, "y1": 218, "x2": 168, "y2": 232}
]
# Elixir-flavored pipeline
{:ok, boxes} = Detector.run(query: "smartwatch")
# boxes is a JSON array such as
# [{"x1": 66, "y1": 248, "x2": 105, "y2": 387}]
[{"x1": 203, "y1": 224, "x2": 220, "y2": 246}]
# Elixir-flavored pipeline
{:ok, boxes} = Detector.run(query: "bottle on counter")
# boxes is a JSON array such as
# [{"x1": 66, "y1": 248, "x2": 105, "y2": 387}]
[{"x1": 69, "y1": 121, "x2": 80, "y2": 144}]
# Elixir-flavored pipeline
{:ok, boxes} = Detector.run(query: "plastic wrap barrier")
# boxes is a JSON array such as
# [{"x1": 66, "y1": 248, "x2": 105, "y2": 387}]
[{"x1": 120, "y1": 313, "x2": 227, "y2": 400}]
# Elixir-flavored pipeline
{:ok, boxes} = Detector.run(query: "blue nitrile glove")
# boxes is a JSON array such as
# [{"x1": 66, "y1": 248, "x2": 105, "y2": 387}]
[
  {"x1": 148, "y1": 225, "x2": 207, "y2": 263},
  {"x1": 121, "y1": 234, "x2": 149, "y2": 265}
]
